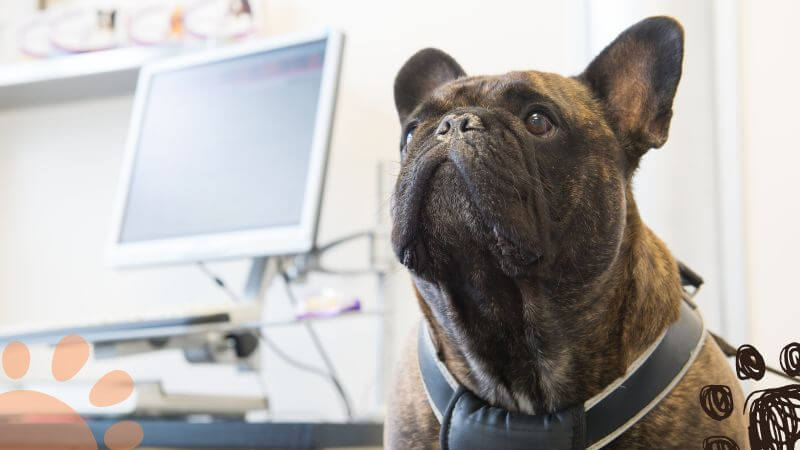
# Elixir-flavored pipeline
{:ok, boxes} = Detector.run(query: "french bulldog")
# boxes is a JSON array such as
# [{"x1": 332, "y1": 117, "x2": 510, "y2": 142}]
[{"x1": 385, "y1": 16, "x2": 747, "y2": 449}]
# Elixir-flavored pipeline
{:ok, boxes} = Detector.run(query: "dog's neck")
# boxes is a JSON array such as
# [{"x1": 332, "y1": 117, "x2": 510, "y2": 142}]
[{"x1": 416, "y1": 191, "x2": 683, "y2": 414}]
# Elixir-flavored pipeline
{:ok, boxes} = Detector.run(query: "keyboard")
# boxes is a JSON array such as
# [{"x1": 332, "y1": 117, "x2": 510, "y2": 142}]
[{"x1": 0, "y1": 302, "x2": 261, "y2": 345}]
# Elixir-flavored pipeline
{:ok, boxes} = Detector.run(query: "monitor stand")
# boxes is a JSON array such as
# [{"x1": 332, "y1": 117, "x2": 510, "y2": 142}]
[{"x1": 242, "y1": 256, "x2": 273, "y2": 302}]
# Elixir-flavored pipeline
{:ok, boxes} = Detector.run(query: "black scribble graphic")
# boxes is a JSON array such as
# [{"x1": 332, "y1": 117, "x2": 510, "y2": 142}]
[
  {"x1": 737, "y1": 344, "x2": 766, "y2": 381},
  {"x1": 745, "y1": 384, "x2": 800, "y2": 450},
  {"x1": 703, "y1": 341, "x2": 800, "y2": 450},
  {"x1": 703, "y1": 435, "x2": 741, "y2": 450},
  {"x1": 779, "y1": 343, "x2": 800, "y2": 378},
  {"x1": 701, "y1": 384, "x2": 735, "y2": 421}
]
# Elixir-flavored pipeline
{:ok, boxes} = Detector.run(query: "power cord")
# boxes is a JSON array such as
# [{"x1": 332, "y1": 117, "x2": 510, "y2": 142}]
[
  {"x1": 257, "y1": 331, "x2": 333, "y2": 380},
  {"x1": 197, "y1": 261, "x2": 242, "y2": 301},
  {"x1": 278, "y1": 270, "x2": 354, "y2": 420},
  {"x1": 196, "y1": 261, "x2": 355, "y2": 420}
]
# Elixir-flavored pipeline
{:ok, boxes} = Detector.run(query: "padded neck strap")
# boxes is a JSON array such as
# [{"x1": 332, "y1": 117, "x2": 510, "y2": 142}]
[{"x1": 418, "y1": 295, "x2": 706, "y2": 449}]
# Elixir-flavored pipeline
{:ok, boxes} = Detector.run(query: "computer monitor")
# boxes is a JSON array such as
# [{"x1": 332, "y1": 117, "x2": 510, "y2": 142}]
[{"x1": 108, "y1": 30, "x2": 343, "y2": 267}]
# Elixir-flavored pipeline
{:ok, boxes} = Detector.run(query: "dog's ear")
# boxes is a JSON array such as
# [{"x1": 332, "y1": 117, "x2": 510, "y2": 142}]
[
  {"x1": 580, "y1": 16, "x2": 684, "y2": 159},
  {"x1": 394, "y1": 48, "x2": 465, "y2": 123}
]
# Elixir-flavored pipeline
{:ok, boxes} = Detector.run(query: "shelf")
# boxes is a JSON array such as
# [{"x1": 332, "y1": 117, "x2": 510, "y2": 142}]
[{"x1": 0, "y1": 46, "x2": 185, "y2": 111}]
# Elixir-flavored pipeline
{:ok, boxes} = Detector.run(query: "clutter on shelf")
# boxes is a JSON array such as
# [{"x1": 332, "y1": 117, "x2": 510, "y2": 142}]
[{"x1": 2, "y1": 0, "x2": 262, "y2": 62}]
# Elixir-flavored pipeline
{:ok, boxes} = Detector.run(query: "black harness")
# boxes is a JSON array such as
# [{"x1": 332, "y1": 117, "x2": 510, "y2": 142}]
[{"x1": 417, "y1": 263, "x2": 707, "y2": 449}]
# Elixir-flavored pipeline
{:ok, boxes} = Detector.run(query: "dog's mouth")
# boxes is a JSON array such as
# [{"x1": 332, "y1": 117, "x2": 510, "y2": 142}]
[{"x1": 392, "y1": 146, "x2": 543, "y2": 279}]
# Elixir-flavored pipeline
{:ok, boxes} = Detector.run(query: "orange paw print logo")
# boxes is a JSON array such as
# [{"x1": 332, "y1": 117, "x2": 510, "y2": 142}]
[{"x1": 0, "y1": 336, "x2": 143, "y2": 449}]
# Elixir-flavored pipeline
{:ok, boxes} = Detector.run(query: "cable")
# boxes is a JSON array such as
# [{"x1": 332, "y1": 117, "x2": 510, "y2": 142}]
[
  {"x1": 197, "y1": 261, "x2": 242, "y2": 301},
  {"x1": 315, "y1": 230, "x2": 375, "y2": 254},
  {"x1": 290, "y1": 230, "x2": 388, "y2": 276},
  {"x1": 257, "y1": 332, "x2": 332, "y2": 380},
  {"x1": 196, "y1": 261, "x2": 355, "y2": 420},
  {"x1": 279, "y1": 271, "x2": 355, "y2": 420}
]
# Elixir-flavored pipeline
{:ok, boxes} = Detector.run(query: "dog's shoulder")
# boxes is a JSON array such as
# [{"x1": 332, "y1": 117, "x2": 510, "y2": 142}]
[
  {"x1": 610, "y1": 334, "x2": 749, "y2": 449},
  {"x1": 384, "y1": 322, "x2": 441, "y2": 450}
]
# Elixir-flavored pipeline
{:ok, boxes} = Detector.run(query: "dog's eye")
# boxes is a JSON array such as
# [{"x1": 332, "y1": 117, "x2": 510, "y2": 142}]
[
  {"x1": 402, "y1": 126, "x2": 417, "y2": 154},
  {"x1": 525, "y1": 112, "x2": 555, "y2": 136}
]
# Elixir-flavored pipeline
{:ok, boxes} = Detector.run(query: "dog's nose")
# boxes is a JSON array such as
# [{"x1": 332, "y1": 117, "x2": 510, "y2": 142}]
[{"x1": 436, "y1": 113, "x2": 484, "y2": 137}]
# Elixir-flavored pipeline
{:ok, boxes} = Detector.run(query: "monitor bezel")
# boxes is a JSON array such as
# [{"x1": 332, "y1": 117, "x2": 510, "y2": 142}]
[{"x1": 108, "y1": 30, "x2": 343, "y2": 267}]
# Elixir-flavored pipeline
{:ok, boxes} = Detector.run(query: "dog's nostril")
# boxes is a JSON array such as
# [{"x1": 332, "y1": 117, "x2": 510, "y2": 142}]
[
  {"x1": 437, "y1": 113, "x2": 483, "y2": 137},
  {"x1": 436, "y1": 119, "x2": 452, "y2": 135}
]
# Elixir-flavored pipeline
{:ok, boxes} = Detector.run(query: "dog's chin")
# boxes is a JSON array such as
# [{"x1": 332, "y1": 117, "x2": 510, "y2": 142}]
[
  {"x1": 489, "y1": 225, "x2": 543, "y2": 278},
  {"x1": 396, "y1": 220, "x2": 542, "y2": 281},
  {"x1": 393, "y1": 164, "x2": 542, "y2": 280}
]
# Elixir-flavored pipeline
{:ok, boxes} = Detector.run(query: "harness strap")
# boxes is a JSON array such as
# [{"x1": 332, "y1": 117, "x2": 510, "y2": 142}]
[{"x1": 418, "y1": 265, "x2": 707, "y2": 449}]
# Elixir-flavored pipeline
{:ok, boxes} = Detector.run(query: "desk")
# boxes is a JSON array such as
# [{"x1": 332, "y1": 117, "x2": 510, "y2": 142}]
[{"x1": 0, "y1": 418, "x2": 383, "y2": 449}]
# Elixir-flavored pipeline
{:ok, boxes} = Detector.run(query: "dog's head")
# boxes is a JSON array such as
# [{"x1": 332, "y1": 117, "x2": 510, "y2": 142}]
[{"x1": 392, "y1": 17, "x2": 684, "y2": 290}]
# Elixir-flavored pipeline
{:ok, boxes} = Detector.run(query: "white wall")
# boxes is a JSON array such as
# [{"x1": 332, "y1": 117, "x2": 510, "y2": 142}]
[{"x1": 740, "y1": 0, "x2": 800, "y2": 387}]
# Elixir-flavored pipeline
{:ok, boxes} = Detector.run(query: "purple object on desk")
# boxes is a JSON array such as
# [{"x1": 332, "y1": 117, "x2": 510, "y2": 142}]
[{"x1": 295, "y1": 299, "x2": 361, "y2": 320}]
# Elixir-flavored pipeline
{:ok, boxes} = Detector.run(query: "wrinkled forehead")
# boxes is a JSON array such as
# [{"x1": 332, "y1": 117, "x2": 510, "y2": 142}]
[{"x1": 422, "y1": 71, "x2": 600, "y2": 124}]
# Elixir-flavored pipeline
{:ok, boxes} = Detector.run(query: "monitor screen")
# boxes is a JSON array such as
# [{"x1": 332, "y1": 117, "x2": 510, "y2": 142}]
[
  {"x1": 110, "y1": 32, "x2": 342, "y2": 267},
  {"x1": 119, "y1": 39, "x2": 326, "y2": 244}
]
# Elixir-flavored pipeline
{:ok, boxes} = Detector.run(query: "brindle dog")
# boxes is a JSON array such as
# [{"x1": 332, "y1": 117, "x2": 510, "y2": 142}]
[{"x1": 385, "y1": 16, "x2": 747, "y2": 449}]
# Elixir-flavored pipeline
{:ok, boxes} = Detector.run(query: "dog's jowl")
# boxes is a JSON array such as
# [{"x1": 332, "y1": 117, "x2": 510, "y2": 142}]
[{"x1": 385, "y1": 16, "x2": 748, "y2": 449}]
